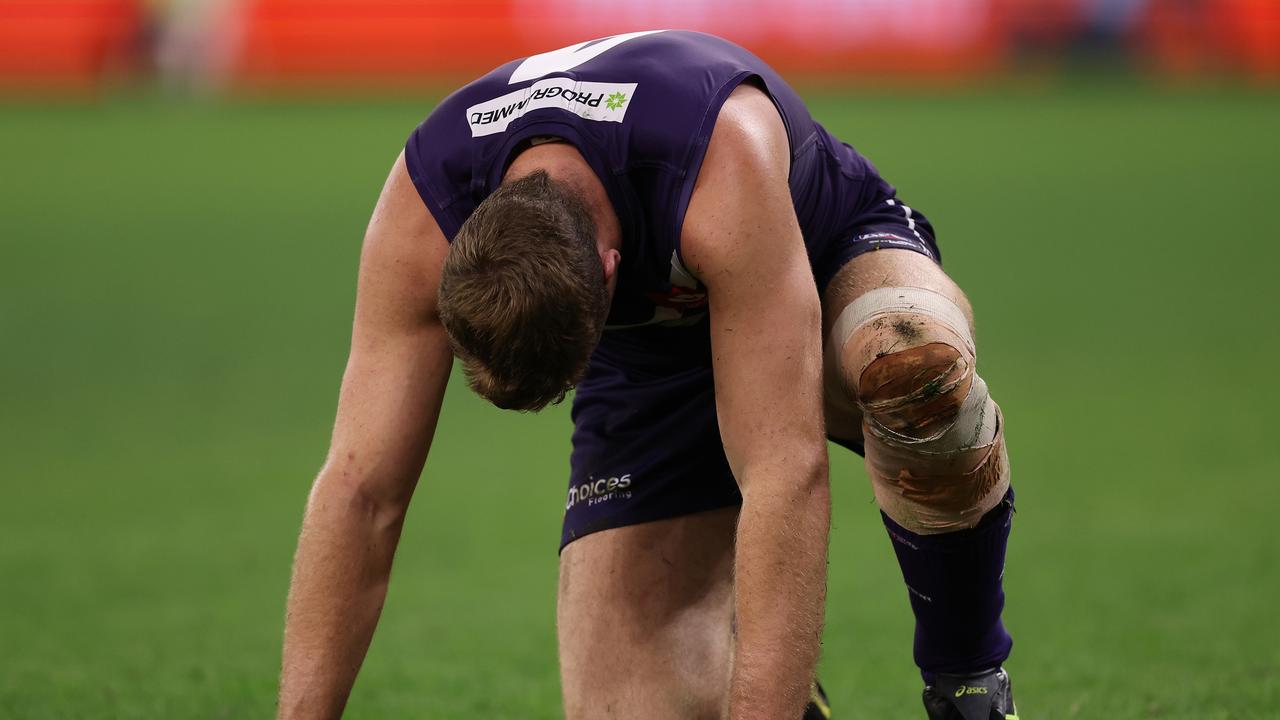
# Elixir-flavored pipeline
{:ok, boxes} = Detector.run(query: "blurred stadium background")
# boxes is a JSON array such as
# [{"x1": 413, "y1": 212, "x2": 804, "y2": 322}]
[{"x1": 1, "y1": 1, "x2": 1277, "y2": 718}]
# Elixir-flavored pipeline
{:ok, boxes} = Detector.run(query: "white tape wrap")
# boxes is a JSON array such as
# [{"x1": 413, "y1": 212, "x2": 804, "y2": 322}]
[
  {"x1": 830, "y1": 286, "x2": 974, "y2": 358},
  {"x1": 831, "y1": 285, "x2": 1009, "y2": 533}
]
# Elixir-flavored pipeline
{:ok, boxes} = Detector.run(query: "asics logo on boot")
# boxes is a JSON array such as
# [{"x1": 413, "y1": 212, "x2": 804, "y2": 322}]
[{"x1": 954, "y1": 685, "x2": 989, "y2": 698}]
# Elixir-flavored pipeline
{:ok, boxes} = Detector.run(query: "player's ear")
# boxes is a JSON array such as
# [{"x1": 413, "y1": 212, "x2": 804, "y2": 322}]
[{"x1": 601, "y1": 248, "x2": 621, "y2": 295}]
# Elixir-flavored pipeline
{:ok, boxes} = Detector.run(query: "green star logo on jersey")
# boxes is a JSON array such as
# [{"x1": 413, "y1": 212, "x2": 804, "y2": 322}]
[{"x1": 605, "y1": 91, "x2": 628, "y2": 110}]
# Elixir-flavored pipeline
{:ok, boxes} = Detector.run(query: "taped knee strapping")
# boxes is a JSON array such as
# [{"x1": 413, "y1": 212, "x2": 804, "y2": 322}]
[{"x1": 831, "y1": 287, "x2": 1009, "y2": 534}]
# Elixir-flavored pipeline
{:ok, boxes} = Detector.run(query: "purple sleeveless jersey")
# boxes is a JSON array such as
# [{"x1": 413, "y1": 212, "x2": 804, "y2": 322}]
[
  {"x1": 405, "y1": 29, "x2": 935, "y2": 330},
  {"x1": 404, "y1": 30, "x2": 942, "y2": 548}
]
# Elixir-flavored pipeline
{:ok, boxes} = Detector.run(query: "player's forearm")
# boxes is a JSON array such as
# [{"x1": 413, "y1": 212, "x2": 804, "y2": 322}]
[
  {"x1": 278, "y1": 475, "x2": 410, "y2": 720},
  {"x1": 727, "y1": 453, "x2": 830, "y2": 720}
]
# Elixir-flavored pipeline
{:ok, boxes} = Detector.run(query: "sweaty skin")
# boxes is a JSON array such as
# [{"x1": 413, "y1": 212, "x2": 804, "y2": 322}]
[{"x1": 277, "y1": 84, "x2": 830, "y2": 720}]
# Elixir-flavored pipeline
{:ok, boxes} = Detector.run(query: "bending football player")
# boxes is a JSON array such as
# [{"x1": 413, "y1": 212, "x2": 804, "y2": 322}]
[{"x1": 278, "y1": 30, "x2": 1019, "y2": 720}]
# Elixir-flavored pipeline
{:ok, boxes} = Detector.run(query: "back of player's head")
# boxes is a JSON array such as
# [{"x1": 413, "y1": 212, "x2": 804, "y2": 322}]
[{"x1": 438, "y1": 170, "x2": 607, "y2": 411}]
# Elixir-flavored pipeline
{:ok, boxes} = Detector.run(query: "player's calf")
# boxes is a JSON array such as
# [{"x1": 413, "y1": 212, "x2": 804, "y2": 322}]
[{"x1": 831, "y1": 286, "x2": 1008, "y2": 534}]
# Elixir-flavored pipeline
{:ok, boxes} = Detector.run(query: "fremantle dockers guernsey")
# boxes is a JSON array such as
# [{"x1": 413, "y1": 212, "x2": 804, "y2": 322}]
[{"x1": 404, "y1": 30, "x2": 897, "y2": 330}]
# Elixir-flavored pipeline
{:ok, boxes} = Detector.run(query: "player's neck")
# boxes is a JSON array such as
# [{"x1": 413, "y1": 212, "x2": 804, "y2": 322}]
[{"x1": 505, "y1": 142, "x2": 622, "y2": 255}]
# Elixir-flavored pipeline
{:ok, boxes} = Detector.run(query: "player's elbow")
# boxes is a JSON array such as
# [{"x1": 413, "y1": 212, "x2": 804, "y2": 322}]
[
  {"x1": 740, "y1": 441, "x2": 829, "y2": 505},
  {"x1": 310, "y1": 459, "x2": 415, "y2": 535},
  {"x1": 792, "y1": 447, "x2": 831, "y2": 539},
  {"x1": 794, "y1": 446, "x2": 830, "y2": 505}
]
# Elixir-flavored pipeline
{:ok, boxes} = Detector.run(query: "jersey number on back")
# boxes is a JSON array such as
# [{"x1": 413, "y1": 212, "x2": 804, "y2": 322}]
[{"x1": 508, "y1": 30, "x2": 666, "y2": 84}]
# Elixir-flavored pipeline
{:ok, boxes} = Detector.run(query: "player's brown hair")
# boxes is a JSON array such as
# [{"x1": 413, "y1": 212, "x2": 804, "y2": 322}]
[{"x1": 438, "y1": 170, "x2": 608, "y2": 411}]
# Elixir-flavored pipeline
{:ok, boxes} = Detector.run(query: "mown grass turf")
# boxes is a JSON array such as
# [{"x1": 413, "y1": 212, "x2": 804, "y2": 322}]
[{"x1": 1, "y1": 85, "x2": 1277, "y2": 718}]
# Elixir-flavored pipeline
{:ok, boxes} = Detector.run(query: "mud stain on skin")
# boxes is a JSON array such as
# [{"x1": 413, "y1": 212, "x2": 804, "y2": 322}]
[{"x1": 892, "y1": 318, "x2": 920, "y2": 340}]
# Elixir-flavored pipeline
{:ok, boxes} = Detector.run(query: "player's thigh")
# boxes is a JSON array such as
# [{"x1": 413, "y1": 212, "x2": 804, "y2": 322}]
[
  {"x1": 557, "y1": 507, "x2": 737, "y2": 720},
  {"x1": 821, "y1": 248, "x2": 972, "y2": 332},
  {"x1": 820, "y1": 248, "x2": 975, "y2": 440}
]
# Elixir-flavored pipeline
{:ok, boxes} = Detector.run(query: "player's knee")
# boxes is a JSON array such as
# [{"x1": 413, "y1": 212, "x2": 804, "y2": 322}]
[
  {"x1": 835, "y1": 286, "x2": 976, "y2": 433},
  {"x1": 855, "y1": 334, "x2": 972, "y2": 441},
  {"x1": 830, "y1": 287, "x2": 1008, "y2": 533}
]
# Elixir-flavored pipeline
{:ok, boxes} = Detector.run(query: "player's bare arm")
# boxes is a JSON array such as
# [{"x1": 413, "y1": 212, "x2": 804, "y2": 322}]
[
  {"x1": 682, "y1": 84, "x2": 832, "y2": 720},
  {"x1": 277, "y1": 152, "x2": 453, "y2": 719}
]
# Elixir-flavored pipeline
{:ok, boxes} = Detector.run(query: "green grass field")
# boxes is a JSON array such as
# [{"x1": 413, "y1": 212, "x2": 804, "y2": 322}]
[{"x1": 2, "y1": 84, "x2": 1278, "y2": 719}]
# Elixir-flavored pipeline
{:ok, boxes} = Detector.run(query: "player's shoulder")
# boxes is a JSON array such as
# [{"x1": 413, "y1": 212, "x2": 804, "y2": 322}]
[
  {"x1": 714, "y1": 84, "x2": 786, "y2": 145},
  {"x1": 691, "y1": 83, "x2": 791, "y2": 209},
  {"x1": 679, "y1": 84, "x2": 793, "y2": 274}
]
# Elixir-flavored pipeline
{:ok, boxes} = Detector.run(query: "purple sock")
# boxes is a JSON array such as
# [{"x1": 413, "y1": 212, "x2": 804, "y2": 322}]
[{"x1": 881, "y1": 487, "x2": 1015, "y2": 682}]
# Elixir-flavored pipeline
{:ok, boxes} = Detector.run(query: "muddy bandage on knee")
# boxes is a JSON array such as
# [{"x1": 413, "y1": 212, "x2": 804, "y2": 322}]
[{"x1": 831, "y1": 287, "x2": 1009, "y2": 534}]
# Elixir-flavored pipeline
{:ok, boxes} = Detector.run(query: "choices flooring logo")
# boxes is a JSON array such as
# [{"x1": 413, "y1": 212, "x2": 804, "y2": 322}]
[{"x1": 566, "y1": 474, "x2": 633, "y2": 511}]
